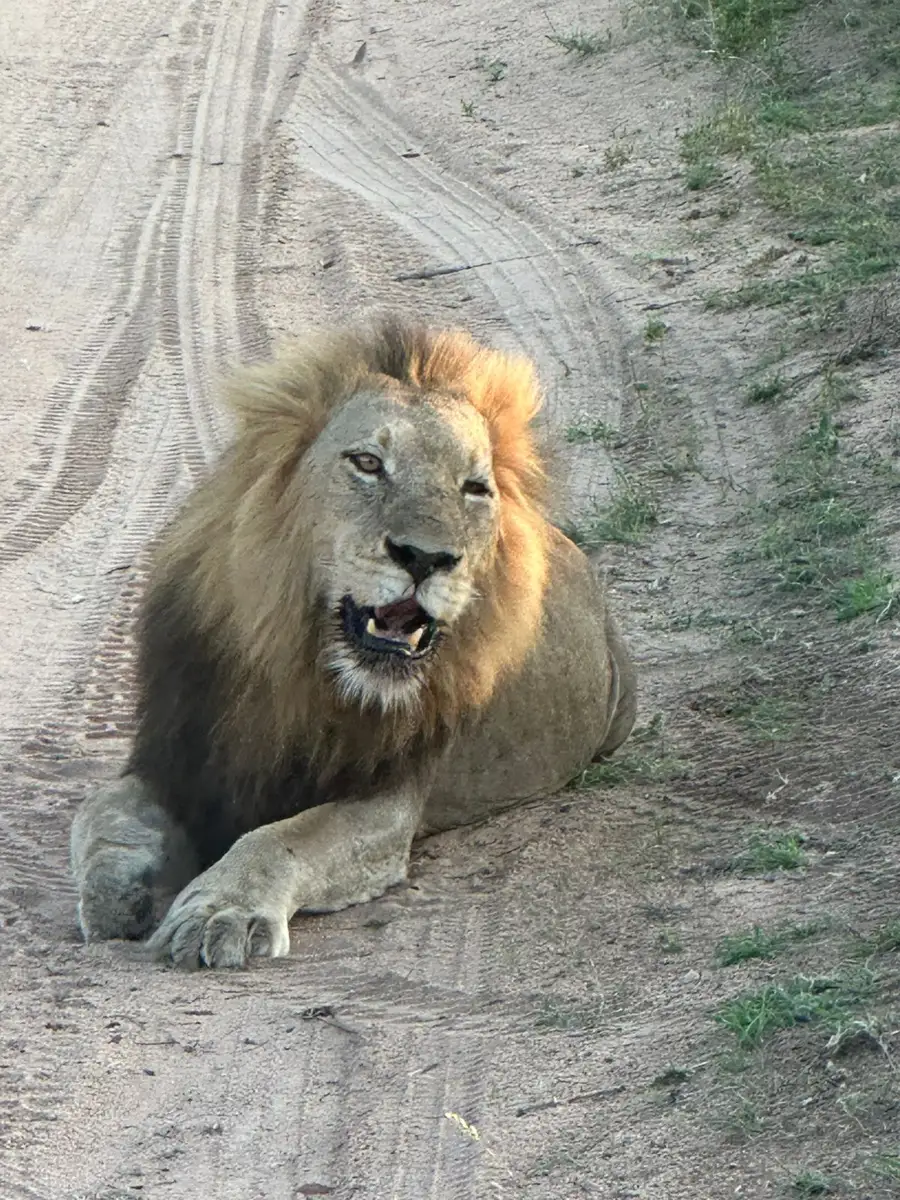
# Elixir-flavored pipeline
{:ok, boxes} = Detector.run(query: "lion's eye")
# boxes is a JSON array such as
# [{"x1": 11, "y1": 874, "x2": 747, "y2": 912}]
[
  {"x1": 462, "y1": 478, "x2": 492, "y2": 498},
  {"x1": 348, "y1": 452, "x2": 384, "y2": 476}
]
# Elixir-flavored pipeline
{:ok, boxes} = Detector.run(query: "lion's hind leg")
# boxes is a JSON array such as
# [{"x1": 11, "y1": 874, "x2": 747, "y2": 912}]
[{"x1": 71, "y1": 775, "x2": 197, "y2": 942}]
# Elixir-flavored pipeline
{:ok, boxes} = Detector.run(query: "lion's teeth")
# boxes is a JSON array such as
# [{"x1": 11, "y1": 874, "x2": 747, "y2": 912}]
[
  {"x1": 408, "y1": 627, "x2": 424, "y2": 650},
  {"x1": 366, "y1": 617, "x2": 378, "y2": 636}
]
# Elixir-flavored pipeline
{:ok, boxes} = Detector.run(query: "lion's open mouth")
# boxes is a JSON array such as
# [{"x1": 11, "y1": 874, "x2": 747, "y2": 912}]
[{"x1": 340, "y1": 595, "x2": 438, "y2": 659}]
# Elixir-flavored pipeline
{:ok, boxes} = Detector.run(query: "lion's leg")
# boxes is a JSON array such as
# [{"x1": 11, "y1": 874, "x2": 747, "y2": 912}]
[
  {"x1": 71, "y1": 775, "x2": 198, "y2": 942},
  {"x1": 147, "y1": 782, "x2": 427, "y2": 969}
]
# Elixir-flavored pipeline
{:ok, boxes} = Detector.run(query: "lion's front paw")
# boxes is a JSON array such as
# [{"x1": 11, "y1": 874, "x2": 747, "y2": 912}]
[
  {"x1": 147, "y1": 889, "x2": 290, "y2": 969},
  {"x1": 76, "y1": 849, "x2": 155, "y2": 942}
]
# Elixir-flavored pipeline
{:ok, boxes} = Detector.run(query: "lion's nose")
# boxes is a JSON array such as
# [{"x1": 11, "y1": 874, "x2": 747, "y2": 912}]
[{"x1": 385, "y1": 538, "x2": 462, "y2": 586}]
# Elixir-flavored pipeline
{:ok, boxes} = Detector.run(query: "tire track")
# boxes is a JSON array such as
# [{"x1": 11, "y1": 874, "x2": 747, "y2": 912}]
[
  {"x1": 284, "y1": 60, "x2": 633, "y2": 462},
  {"x1": 264, "y1": 56, "x2": 641, "y2": 1194}
]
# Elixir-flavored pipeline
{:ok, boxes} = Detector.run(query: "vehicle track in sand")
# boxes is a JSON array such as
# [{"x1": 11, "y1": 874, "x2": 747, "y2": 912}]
[{"x1": 1, "y1": 2, "x2": 642, "y2": 1192}]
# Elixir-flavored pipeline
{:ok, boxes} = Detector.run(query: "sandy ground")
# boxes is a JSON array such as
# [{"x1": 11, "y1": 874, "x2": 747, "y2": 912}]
[{"x1": 2, "y1": 1, "x2": 898, "y2": 1198}]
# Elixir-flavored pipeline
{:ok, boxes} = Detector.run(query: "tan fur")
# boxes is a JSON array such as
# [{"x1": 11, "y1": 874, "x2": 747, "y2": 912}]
[
  {"x1": 156, "y1": 325, "x2": 549, "y2": 777},
  {"x1": 70, "y1": 318, "x2": 636, "y2": 968}
]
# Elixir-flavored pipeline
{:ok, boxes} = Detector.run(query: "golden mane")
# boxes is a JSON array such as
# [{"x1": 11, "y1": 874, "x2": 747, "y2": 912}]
[{"x1": 148, "y1": 317, "x2": 550, "y2": 778}]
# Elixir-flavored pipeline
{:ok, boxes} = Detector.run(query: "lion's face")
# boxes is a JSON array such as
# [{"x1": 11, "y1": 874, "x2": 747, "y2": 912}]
[{"x1": 301, "y1": 387, "x2": 500, "y2": 708}]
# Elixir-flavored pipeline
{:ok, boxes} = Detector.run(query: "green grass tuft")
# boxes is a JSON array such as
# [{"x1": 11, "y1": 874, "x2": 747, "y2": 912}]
[
  {"x1": 716, "y1": 969, "x2": 874, "y2": 1047},
  {"x1": 571, "y1": 477, "x2": 659, "y2": 547},
  {"x1": 745, "y1": 374, "x2": 786, "y2": 405},
  {"x1": 716, "y1": 927, "x2": 782, "y2": 966},
  {"x1": 644, "y1": 316, "x2": 668, "y2": 342},
  {"x1": 571, "y1": 751, "x2": 691, "y2": 790},
  {"x1": 547, "y1": 29, "x2": 611, "y2": 56},
  {"x1": 790, "y1": 1171, "x2": 835, "y2": 1196},
  {"x1": 685, "y1": 160, "x2": 722, "y2": 190},
  {"x1": 716, "y1": 921, "x2": 823, "y2": 966},
  {"x1": 732, "y1": 829, "x2": 808, "y2": 873},
  {"x1": 564, "y1": 419, "x2": 622, "y2": 447}
]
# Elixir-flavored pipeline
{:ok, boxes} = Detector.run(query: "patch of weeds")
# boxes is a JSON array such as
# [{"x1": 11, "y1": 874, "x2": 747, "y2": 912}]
[
  {"x1": 681, "y1": 102, "x2": 758, "y2": 163},
  {"x1": 571, "y1": 475, "x2": 659, "y2": 546},
  {"x1": 685, "y1": 160, "x2": 722, "y2": 190},
  {"x1": 834, "y1": 572, "x2": 898, "y2": 622},
  {"x1": 564, "y1": 418, "x2": 622, "y2": 447},
  {"x1": 871, "y1": 1153, "x2": 900, "y2": 1182},
  {"x1": 725, "y1": 1096, "x2": 766, "y2": 1139},
  {"x1": 460, "y1": 99, "x2": 476, "y2": 118},
  {"x1": 651, "y1": 1065, "x2": 691, "y2": 1088},
  {"x1": 671, "y1": 0, "x2": 809, "y2": 58},
  {"x1": 734, "y1": 695, "x2": 802, "y2": 742},
  {"x1": 668, "y1": 0, "x2": 900, "y2": 332},
  {"x1": 746, "y1": 374, "x2": 786, "y2": 405},
  {"x1": 715, "y1": 969, "x2": 874, "y2": 1047},
  {"x1": 790, "y1": 1170, "x2": 835, "y2": 1196},
  {"x1": 571, "y1": 751, "x2": 691, "y2": 790},
  {"x1": 732, "y1": 829, "x2": 808, "y2": 873},
  {"x1": 716, "y1": 922, "x2": 823, "y2": 966},
  {"x1": 716, "y1": 927, "x2": 783, "y2": 966},
  {"x1": 534, "y1": 995, "x2": 605, "y2": 1033},
  {"x1": 867, "y1": 920, "x2": 900, "y2": 955},
  {"x1": 547, "y1": 29, "x2": 611, "y2": 57},
  {"x1": 644, "y1": 316, "x2": 668, "y2": 343},
  {"x1": 658, "y1": 929, "x2": 684, "y2": 953},
  {"x1": 604, "y1": 141, "x2": 633, "y2": 170},
  {"x1": 475, "y1": 56, "x2": 507, "y2": 82},
  {"x1": 749, "y1": 408, "x2": 894, "y2": 617}
]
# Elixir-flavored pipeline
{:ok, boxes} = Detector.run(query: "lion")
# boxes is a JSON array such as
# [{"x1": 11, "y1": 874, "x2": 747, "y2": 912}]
[{"x1": 70, "y1": 317, "x2": 636, "y2": 968}]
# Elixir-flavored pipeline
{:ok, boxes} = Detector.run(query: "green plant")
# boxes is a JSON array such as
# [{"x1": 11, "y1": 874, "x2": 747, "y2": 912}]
[
  {"x1": 571, "y1": 477, "x2": 659, "y2": 546},
  {"x1": 564, "y1": 419, "x2": 622, "y2": 446},
  {"x1": 834, "y1": 572, "x2": 897, "y2": 621},
  {"x1": 547, "y1": 29, "x2": 611, "y2": 56},
  {"x1": 461, "y1": 99, "x2": 476, "y2": 117},
  {"x1": 746, "y1": 374, "x2": 786, "y2": 405},
  {"x1": 732, "y1": 829, "x2": 808, "y2": 873},
  {"x1": 604, "y1": 141, "x2": 633, "y2": 170},
  {"x1": 790, "y1": 1170, "x2": 835, "y2": 1196},
  {"x1": 716, "y1": 927, "x2": 782, "y2": 966},
  {"x1": 475, "y1": 56, "x2": 507, "y2": 82},
  {"x1": 871, "y1": 1153, "x2": 900, "y2": 1181},
  {"x1": 734, "y1": 696, "x2": 801, "y2": 742},
  {"x1": 715, "y1": 970, "x2": 873, "y2": 1047},
  {"x1": 659, "y1": 929, "x2": 684, "y2": 953},
  {"x1": 644, "y1": 316, "x2": 668, "y2": 343},
  {"x1": 685, "y1": 160, "x2": 722, "y2": 190},
  {"x1": 675, "y1": 0, "x2": 809, "y2": 58},
  {"x1": 570, "y1": 751, "x2": 691, "y2": 789},
  {"x1": 717, "y1": 922, "x2": 823, "y2": 966}
]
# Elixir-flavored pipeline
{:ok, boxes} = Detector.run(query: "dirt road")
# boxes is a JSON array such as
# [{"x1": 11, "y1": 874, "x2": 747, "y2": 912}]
[{"x1": 2, "y1": 1, "x2": 898, "y2": 1197}]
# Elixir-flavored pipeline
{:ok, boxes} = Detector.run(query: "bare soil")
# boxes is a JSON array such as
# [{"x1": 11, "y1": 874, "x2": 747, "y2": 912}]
[{"x1": 1, "y1": 2, "x2": 897, "y2": 1198}]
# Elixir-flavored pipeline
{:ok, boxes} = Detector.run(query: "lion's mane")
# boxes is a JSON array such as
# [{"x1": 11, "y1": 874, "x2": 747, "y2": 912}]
[{"x1": 129, "y1": 318, "x2": 550, "y2": 859}]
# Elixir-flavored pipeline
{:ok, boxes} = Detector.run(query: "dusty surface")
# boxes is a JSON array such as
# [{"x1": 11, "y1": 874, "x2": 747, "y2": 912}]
[{"x1": 1, "y1": 2, "x2": 898, "y2": 1198}]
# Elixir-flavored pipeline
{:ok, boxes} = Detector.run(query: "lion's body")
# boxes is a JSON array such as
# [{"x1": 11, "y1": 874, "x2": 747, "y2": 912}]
[
  {"x1": 70, "y1": 319, "x2": 636, "y2": 967},
  {"x1": 425, "y1": 530, "x2": 635, "y2": 833}
]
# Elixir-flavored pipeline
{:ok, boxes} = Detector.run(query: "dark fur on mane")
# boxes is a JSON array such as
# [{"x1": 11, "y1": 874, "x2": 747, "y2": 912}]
[{"x1": 126, "y1": 317, "x2": 548, "y2": 868}]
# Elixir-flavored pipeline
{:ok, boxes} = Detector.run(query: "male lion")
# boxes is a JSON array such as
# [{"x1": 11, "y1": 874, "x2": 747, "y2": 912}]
[{"x1": 71, "y1": 318, "x2": 636, "y2": 968}]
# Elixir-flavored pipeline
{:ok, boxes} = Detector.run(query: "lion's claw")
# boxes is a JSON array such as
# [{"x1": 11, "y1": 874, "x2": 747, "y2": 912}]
[{"x1": 147, "y1": 895, "x2": 290, "y2": 969}]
